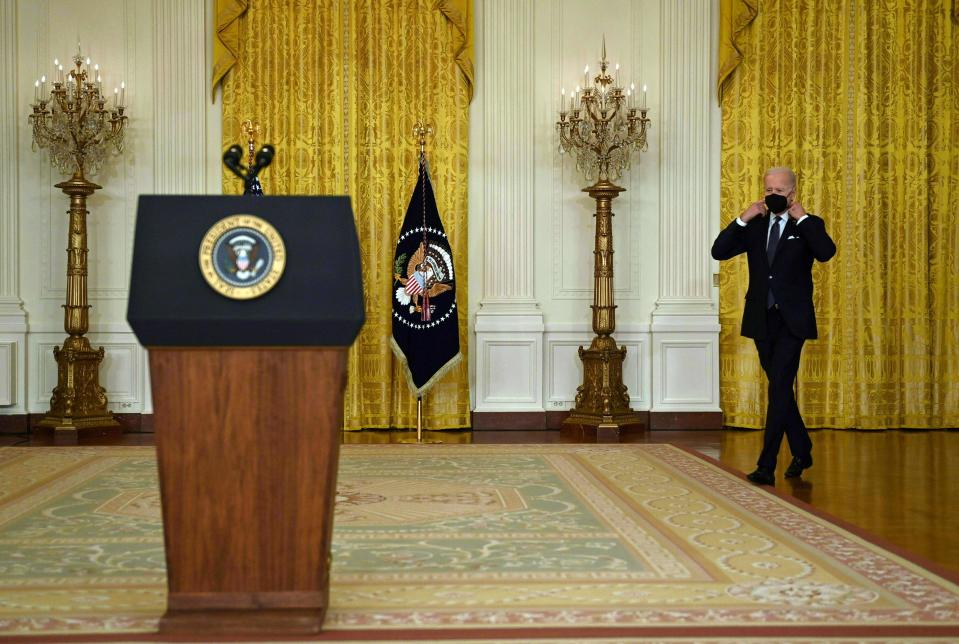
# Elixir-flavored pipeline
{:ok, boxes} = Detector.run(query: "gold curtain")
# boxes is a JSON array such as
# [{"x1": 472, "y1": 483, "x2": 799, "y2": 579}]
[
  {"x1": 219, "y1": 0, "x2": 472, "y2": 430},
  {"x1": 718, "y1": 0, "x2": 959, "y2": 429},
  {"x1": 211, "y1": 0, "x2": 248, "y2": 102}
]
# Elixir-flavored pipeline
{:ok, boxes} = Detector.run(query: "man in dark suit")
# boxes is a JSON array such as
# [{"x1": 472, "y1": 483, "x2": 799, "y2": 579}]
[{"x1": 711, "y1": 167, "x2": 836, "y2": 485}]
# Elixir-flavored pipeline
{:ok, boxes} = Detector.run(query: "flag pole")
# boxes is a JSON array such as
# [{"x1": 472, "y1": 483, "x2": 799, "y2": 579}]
[
  {"x1": 398, "y1": 122, "x2": 441, "y2": 445},
  {"x1": 416, "y1": 396, "x2": 423, "y2": 442}
]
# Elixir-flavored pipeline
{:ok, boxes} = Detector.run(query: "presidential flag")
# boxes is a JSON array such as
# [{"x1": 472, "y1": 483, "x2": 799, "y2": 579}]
[{"x1": 391, "y1": 155, "x2": 461, "y2": 396}]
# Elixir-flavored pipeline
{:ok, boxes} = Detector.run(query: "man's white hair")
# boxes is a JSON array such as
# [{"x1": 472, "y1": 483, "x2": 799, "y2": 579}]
[{"x1": 764, "y1": 166, "x2": 797, "y2": 187}]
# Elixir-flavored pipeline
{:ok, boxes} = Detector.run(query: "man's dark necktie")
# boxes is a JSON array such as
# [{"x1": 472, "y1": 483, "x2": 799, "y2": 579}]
[{"x1": 767, "y1": 216, "x2": 782, "y2": 308}]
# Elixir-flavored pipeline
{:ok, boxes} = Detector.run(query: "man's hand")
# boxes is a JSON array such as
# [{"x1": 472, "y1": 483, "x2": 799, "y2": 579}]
[
  {"x1": 740, "y1": 201, "x2": 766, "y2": 223},
  {"x1": 787, "y1": 202, "x2": 806, "y2": 221}
]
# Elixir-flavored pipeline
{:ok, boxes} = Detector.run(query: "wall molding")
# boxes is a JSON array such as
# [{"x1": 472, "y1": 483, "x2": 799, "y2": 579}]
[
  {"x1": 654, "y1": 0, "x2": 719, "y2": 314},
  {"x1": 473, "y1": 313, "x2": 545, "y2": 412},
  {"x1": 0, "y1": 0, "x2": 26, "y2": 413},
  {"x1": 0, "y1": 0, "x2": 21, "y2": 308},
  {"x1": 0, "y1": 341, "x2": 16, "y2": 406},
  {"x1": 476, "y1": 0, "x2": 538, "y2": 310},
  {"x1": 651, "y1": 324, "x2": 721, "y2": 413},
  {"x1": 154, "y1": 0, "x2": 208, "y2": 194}
]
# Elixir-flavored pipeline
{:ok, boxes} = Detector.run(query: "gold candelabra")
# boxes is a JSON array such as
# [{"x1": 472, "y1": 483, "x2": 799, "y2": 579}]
[
  {"x1": 556, "y1": 39, "x2": 651, "y2": 433},
  {"x1": 28, "y1": 46, "x2": 128, "y2": 433}
]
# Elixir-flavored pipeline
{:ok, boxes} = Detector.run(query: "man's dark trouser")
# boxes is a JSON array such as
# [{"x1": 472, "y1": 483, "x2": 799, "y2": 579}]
[{"x1": 753, "y1": 306, "x2": 812, "y2": 472}]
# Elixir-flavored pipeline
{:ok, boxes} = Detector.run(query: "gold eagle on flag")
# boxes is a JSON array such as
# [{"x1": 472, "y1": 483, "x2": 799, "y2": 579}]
[{"x1": 394, "y1": 241, "x2": 453, "y2": 316}]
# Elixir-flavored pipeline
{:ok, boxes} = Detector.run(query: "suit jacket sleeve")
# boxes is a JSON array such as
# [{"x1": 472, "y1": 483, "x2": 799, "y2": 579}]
[
  {"x1": 711, "y1": 219, "x2": 748, "y2": 260},
  {"x1": 796, "y1": 215, "x2": 836, "y2": 262}
]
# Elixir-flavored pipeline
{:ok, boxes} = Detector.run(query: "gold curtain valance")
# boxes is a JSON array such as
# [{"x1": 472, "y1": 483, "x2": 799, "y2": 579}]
[
  {"x1": 716, "y1": 0, "x2": 756, "y2": 102},
  {"x1": 213, "y1": 0, "x2": 474, "y2": 104},
  {"x1": 211, "y1": 0, "x2": 248, "y2": 102},
  {"x1": 437, "y1": 0, "x2": 474, "y2": 101}
]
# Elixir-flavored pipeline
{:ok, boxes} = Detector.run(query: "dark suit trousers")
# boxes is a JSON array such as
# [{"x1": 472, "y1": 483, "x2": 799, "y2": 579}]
[{"x1": 754, "y1": 307, "x2": 812, "y2": 471}]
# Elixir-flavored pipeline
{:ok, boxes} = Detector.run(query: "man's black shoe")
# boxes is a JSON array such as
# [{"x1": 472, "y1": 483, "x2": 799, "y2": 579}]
[
  {"x1": 784, "y1": 455, "x2": 813, "y2": 478},
  {"x1": 746, "y1": 468, "x2": 775, "y2": 485}
]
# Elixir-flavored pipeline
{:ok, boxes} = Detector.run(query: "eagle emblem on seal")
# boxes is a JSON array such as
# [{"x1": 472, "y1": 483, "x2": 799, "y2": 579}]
[{"x1": 394, "y1": 241, "x2": 454, "y2": 321}]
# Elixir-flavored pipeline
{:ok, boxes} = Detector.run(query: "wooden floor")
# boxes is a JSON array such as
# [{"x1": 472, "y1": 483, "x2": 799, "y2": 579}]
[{"x1": 2, "y1": 427, "x2": 957, "y2": 575}]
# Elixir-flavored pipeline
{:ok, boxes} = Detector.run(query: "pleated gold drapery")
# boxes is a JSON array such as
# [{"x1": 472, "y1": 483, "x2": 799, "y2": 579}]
[
  {"x1": 717, "y1": 1, "x2": 959, "y2": 429},
  {"x1": 217, "y1": 1, "x2": 472, "y2": 430}
]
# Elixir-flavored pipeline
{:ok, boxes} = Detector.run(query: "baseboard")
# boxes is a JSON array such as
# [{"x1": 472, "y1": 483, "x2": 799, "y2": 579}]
[
  {"x1": 471, "y1": 412, "x2": 547, "y2": 430},
  {"x1": 545, "y1": 411, "x2": 571, "y2": 430},
  {"x1": 114, "y1": 413, "x2": 155, "y2": 433},
  {"x1": 649, "y1": 411, "x2": 723, "y2": 430},
  {"x1": 473, "y1": 410, "x2": 720, "y2": 430},
  {"x1": 0, "y1": 414, "x2": 28, "y2": 434},
  {"x1": 0, "y1": 413, "x2": 155, "y2": 434},
  {"x1": 470, "y1": 412, "x2": 574, "y2": 430}
]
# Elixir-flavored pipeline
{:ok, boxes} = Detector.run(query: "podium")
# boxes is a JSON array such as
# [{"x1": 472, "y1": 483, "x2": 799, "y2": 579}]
[{"x1": 127, "y1": 196, "x2": 364, "y2": 634}]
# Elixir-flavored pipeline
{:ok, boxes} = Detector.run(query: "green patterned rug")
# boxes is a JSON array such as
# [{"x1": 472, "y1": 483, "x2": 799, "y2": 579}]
[{"x1": 1, "y1": 444, "x2": 958, "y2": 641}]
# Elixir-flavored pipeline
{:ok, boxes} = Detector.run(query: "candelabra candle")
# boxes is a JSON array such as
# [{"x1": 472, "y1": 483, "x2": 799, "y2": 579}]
[{"x1": 555, "y1": 41, "x2": 651, "y2": 182}]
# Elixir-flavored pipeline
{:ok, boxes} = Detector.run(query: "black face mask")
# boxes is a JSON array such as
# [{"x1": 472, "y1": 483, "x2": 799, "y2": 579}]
[{"x1": 765, "y1": 193, "x2": 789, "y2": 214}]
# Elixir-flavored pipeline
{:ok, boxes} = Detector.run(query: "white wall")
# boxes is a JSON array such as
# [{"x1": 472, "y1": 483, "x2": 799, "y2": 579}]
[
  {"x1": 0, "y1": 0, "x2": 220, "y2": 415},
  {"x1": 469, "y1": 0, "x2": 722, "y2": 416}
]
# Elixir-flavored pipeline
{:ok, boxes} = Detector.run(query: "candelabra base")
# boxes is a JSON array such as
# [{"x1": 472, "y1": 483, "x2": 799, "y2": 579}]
[
  {"x1": 563, "y1": 335, "x2": 644, "y2": 433},
  {"x1": 35, "y1": 337, "x2": 120, "y2": 432}
]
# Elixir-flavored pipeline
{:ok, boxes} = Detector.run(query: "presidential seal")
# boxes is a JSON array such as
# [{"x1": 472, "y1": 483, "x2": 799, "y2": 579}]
[
  {"x1": 198, "y1": 215, "x2": 286, "y2": 300},
  {"x1": 393, "y1": 237, "x2": 455, "y2": 327}
]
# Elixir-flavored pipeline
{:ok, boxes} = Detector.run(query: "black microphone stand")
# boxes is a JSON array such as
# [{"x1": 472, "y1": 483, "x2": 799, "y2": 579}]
[{"x1": 223, "y1": 144, "x2": 275, "y2": 193}]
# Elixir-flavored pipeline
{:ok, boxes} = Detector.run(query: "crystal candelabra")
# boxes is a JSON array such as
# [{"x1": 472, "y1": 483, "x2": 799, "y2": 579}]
[
  {"x1": 556, "y1": 39, "x2": 651, "y2": 434},
  {"x1": 556, "y1": 42, "x2": 650, "y2": 182},
  {"x1": 30, "y1": 50, "x2": 127, "y2": 176},
  {"x1": 28, "y1": 47, "x2": 128, "y2": 435}
]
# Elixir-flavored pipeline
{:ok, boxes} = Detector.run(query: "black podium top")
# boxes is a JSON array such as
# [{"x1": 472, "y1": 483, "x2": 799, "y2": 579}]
[{"x1": 127, "y1": 195, "x2": 365, "y2": 347}]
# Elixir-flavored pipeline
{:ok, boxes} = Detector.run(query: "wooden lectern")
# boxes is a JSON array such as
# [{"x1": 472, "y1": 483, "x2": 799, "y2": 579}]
[{"x1": 128, "y1": 196, "x2": 364, "y2": 635}]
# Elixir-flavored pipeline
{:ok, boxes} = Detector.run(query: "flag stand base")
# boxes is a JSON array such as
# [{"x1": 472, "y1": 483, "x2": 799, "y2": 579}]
[{"x1": 397, "y1": 396, "x2": 443, "y2": 444}]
